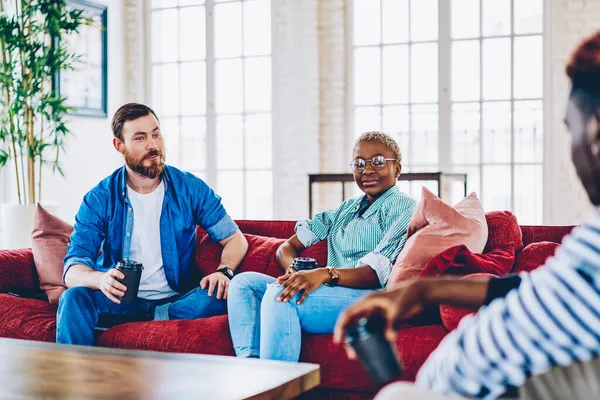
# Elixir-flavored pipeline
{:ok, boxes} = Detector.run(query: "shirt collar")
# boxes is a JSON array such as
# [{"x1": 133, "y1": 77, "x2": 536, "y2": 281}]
[
  {"x1": 354, "y1": 185, "x2": 399, "y2": 217},
  {"x1": 119, "y1": 165, "x2": 170, "y2": 200}
]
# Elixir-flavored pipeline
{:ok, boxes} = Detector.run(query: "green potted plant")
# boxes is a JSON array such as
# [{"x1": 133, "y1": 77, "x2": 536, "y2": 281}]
[{"x1": 0, "y1": 0, "x2": 91, "y2": 249}]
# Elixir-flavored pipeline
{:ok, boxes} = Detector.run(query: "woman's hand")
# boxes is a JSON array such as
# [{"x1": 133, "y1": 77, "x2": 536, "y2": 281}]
[{"x1": 276, "y1": 268, "x2": 330, "y2": 305}]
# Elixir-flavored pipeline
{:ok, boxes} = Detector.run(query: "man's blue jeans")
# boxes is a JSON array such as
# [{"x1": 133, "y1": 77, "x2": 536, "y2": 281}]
[
  {"x1": 227, "y1": 271, "x2": 374, "y2": 362},
  {"x1": 56, "y1": 286, "x2": 226, "y2": 346}
]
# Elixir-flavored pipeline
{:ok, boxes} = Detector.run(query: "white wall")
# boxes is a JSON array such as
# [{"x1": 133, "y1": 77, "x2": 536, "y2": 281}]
[
  {"x1": 544, "y1": 0, "x2": 600, "y2": 225},
  {"x1": 272, "y1": 0, "x2": 321, "y2": 220},
  {"x1": 3, "y1": 0, "x2": 127, "y2": 224},
  {"x1": 273, "y1": 0, "x2": 600, "y2": 225},
  {"x1": 272, "y1": 0, "x2": 350, "y2": 220}
]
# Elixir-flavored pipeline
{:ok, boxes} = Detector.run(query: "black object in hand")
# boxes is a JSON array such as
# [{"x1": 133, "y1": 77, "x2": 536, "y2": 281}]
[
  {"x1": 115, "y1": 260, "x2": 144, "y2": 302},
  {"x1": 345, "y1": 315, "x2": 403, "y2": 387},
  {"x1": 292, "y1": 257, "x2": 318, "y2": 271}
]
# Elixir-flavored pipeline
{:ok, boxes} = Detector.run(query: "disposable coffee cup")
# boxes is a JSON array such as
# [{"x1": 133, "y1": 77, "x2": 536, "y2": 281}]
[
  {"x1": 345, "y1": 316, "x2": 403, "y2": 387},
  {"x1": 292, "y1": 257, "x2": 318, "y2": 271},
  {"x1": 115, "y1": 260, "x2": 143, "y2": 302}
]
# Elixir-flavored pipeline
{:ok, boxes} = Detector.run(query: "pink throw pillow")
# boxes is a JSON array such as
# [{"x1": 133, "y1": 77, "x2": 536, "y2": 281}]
[
  {"x1": 31, "y1": 204, "x2": 72, "y2": 303},
  {"x1": 388, "y1": 187, "x2": 488, "y2": 286}
]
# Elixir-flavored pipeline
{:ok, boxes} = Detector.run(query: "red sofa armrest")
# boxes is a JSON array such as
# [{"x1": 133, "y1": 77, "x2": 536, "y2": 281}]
[{"x1": 0, "y1": 249, "x2": 38, "y2": 292}]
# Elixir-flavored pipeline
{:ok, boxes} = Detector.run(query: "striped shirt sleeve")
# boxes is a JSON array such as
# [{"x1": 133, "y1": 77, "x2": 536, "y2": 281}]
[
  {"x1": 357, "y1": 199, "x2": 415, "y2": 287},
  {"x1": 295, "y1": 201, "x2": 348, "y2": 248},
  {"x1": 415, "y1": 217, "x2": 600, "y2": 399}
]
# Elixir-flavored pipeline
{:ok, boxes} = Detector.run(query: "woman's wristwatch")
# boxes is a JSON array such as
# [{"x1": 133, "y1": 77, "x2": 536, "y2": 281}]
[{"x1": 324, "y1": 267, "x2": 340, "y2": 287}]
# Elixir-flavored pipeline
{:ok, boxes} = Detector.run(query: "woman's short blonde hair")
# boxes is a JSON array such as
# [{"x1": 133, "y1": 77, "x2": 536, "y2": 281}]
[{"x1": 353, "y1": 131, "x2": 402, "y2": 163}]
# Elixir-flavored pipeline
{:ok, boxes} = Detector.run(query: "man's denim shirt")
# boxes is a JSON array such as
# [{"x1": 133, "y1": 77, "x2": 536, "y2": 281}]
[{"x1": 63, "y1": 165, "x2": 238, "y2": 293}]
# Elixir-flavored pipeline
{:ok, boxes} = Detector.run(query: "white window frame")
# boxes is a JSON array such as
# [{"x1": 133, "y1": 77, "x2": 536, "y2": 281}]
[
  {"x1": 347, "y1": 0, "x2": 547, "y2": 222},
  {"x1": 144, "y1": 0, "x2": 274, "y2": 219}
]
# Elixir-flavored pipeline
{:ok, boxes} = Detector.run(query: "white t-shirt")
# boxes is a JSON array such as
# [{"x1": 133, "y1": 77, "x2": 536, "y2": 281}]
[{"x1": 127, "y1": 180, "x2": 178, "y2": 300}]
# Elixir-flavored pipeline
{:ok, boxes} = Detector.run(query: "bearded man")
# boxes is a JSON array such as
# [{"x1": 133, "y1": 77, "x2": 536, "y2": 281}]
[{"x1": 57, "y1": 103, "x2": 248, "y2": 346}]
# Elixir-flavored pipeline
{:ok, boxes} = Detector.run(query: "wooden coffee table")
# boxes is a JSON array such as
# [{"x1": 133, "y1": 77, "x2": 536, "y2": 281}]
[{"x1": 0, "y1": 338, "x2": 320, "y2": 399}]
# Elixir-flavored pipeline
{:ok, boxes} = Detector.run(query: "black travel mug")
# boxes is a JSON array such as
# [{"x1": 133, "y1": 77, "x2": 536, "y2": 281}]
[
  {"x1": 115, "y1": 260, "x2": 144, "y2": 302},
  {"x1": 345, "y1": 315, "x2": 403, "y2": 387}
]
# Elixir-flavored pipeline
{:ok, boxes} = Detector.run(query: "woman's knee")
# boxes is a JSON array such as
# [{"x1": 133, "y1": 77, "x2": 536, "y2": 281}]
[
  {"x1": 262, "y1": 282, "x2": 298, "y2": 314},
  {"x1": 230, "y1": 272, "x2": 272, "y2": 293}
]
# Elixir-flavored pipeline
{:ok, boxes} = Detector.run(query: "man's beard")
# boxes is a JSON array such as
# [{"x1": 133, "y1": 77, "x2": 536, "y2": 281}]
[{"x1": 124, "y1": 149, "x2": 166, "y2": 179}]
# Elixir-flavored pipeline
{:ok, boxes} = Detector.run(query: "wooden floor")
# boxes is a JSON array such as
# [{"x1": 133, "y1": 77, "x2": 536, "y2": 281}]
[{"x1": 0, "y1": 338, "x2": 320, "y2": 400}]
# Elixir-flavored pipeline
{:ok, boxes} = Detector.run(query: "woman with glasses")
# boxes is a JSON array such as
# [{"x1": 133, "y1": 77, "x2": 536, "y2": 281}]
[{"x1": 227, "y1": 131, "x2": 416, "y2": 361}]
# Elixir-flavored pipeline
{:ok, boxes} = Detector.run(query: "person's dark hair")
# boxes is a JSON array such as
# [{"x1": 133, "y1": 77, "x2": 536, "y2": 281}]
[
  {"x1": 111, "y1": 103, "x2": 160, "y2": 141},
  {"x1": 566, "y1": 31, "x2": 600, "y2": 104}
]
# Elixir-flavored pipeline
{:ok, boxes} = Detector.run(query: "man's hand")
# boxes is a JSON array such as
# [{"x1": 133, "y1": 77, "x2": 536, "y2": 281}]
[
  {"x1": 200, "y1": 272, "x2": 230, "y2": 300},
  {"x1": 97, "y1": 269, "x2": 127, "y2": 304},
  {"x1": 276, "y1": 268, "x2": 329, "y2": 305},
  {"x1": 333, "y1": 279, "x2": 428, "y2": 358}
]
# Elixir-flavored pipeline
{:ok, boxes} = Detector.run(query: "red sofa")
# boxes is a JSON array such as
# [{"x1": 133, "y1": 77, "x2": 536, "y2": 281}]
[{"x1": 0, "y1": 217, "x2": 575, "y2": 400}]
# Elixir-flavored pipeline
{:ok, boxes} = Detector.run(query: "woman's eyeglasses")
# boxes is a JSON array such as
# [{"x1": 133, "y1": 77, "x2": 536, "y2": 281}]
[{"x1": 349, "y1": 156, "x2": 397, "y2": 173}]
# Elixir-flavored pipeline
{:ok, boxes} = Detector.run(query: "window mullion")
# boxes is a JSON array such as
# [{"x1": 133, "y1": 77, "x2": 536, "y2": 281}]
[
  {"x1": 479, "y1": 0, "x2": 484, "y2": 201},
  {"x1": 241, "y1": 1, "x2": 247, "y2": 219},
  {"x1": 438, "y1": 0, "x2": 451, "y2": 174},
  {"x1": 510, "y1": 0, "x2": 515, "y2": 211},
  {"x1": 206, "y1": 0, "x2": 217, "y2": 188}
]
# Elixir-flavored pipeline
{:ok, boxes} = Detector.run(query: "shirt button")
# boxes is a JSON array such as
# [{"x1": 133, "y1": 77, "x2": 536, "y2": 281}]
[
  {"x1": 347, "y1": 257, "x2": 351, "y2": 261},
  {"x1": 126, "y1": 232, "x2": 131, "y2": 237},
  {"x1": 128, "y1": 207, "x2": 132, "y2": 212},
  {"x1": 122, "y1": 192, "x2": 125, "y2": 196}
]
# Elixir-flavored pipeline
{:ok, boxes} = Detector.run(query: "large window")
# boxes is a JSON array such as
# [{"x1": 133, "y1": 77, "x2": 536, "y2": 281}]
[
  {"x1": 352, "y1": 0, "x2": 543, "y2": 224},
  {"x1": 150, "y1": 0, "x2": 272, "y2": 219}
]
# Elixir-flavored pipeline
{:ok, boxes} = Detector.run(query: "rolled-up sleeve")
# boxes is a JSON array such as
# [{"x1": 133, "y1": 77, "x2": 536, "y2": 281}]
[
  {"x1": 63, "y1": 192, "x2": 106, "y2": 283},
  {"x1": 357, "y1": 204, "x2": 415, "y2": 287},
  {"x1": 193, "y1": 178, "x2": 239, "y2": 242},
  {"x1": 206, "y1": 214, "x2": 238, "y2": 242},
  {"x1": 295, "y1": 203, "x2": 345, "y2": 248}
]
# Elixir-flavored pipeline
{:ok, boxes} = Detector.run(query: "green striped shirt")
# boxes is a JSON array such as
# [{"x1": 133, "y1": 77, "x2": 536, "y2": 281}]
[{"x1": 295, "y1": 186, "x2": 416, "y2": 287}]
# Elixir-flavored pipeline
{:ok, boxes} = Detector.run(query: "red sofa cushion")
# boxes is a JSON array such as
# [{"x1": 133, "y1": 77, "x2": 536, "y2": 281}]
[
  {"x1": 195, "y1": 233, "x2": 328, "y2": 279},
  {"x1": 419, "y1": 245, "x2": 515, "y2": 278},
  {"x1": 0, "y1": 249, "x2": 37, "y2": 293},
  {"x1": 521, "y1": 225, "x2": 574, "y2": 247},
  {"x1": 234, "y1": 220, "x2": 296, "y2": 239},
  {"x1": 513, "y1": 241, "x2": 560, "y2": 274},
  {"x1": 98, "y1": 315, "x2": 235, "y2": 355},
  {"x1": 0, "y1": 294, "x2": 56, "y2": 341},
  {"x1": 484, "y1": 211, "x2": 523, "y2": 253},
  {"x1": 439, "y1": 273, "x2": 499, "y2": 331}
]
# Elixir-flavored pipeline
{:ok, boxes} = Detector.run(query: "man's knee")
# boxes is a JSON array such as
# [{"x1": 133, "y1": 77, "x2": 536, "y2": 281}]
[
  {"x1": 59, "y1": 286, "x2": 95, "y2": 307},
  {"x1": 167, "y1": 286, "x2": 226, "y2": 320}
]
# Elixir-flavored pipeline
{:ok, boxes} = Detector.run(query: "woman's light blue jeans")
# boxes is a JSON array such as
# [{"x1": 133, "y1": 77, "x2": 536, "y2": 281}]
[{"x1": 227, "y1": 271, "x2": 374, "y2": 362}]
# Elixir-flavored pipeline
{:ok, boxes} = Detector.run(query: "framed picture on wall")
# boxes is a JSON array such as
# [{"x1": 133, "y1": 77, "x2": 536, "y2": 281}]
[{"x1": 55, "y1": 0, "x2": 108, "y2": 118}]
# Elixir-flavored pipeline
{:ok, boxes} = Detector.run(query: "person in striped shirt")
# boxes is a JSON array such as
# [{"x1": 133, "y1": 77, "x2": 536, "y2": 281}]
[
  {"x1": 227, "y1": 131, "x2": 417, "y2": 361},
  {"x1": 333, "y1": 31, "x2": 600, "y2": 399}
]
